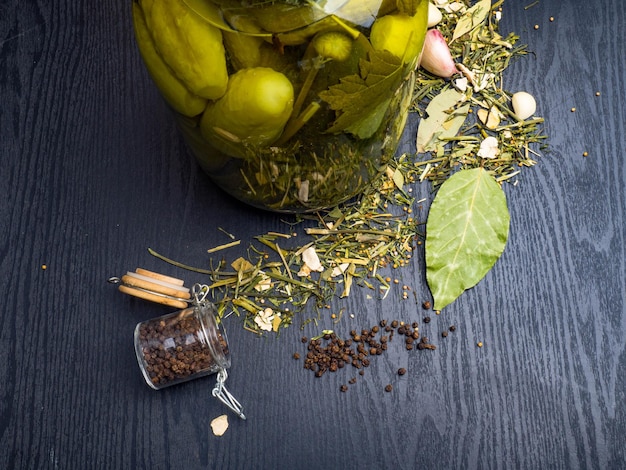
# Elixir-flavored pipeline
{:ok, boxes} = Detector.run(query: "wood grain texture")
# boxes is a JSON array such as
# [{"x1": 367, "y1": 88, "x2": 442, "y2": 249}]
[{"x1": 1, "y1": 0, "x2": 625, "y2": 468}]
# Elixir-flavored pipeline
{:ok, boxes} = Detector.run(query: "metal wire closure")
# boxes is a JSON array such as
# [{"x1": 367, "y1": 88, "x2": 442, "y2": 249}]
[
  {"x1": 212, "y1": 369, "x2": 246, "y2": 420},
  {"x1": 191, "y1": 283, "x2": 210, "y2": 305},
  {"x1": 192, "y1": 284, "x2": 246, "y2": 420}
]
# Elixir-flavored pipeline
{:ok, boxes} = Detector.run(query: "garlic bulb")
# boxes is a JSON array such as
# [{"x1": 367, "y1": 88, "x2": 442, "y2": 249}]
[
  {"x1": 511, "y1": 91, "x2": 537, "y2": 120},
  {"x1": 419, "y1": 29, "x2": 457, "y2": 78}
]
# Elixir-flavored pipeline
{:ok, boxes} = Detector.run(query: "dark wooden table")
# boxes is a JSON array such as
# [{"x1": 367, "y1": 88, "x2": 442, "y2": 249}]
[{"x1": 2, "y1": 0, "x2": 625, "y2": 468}]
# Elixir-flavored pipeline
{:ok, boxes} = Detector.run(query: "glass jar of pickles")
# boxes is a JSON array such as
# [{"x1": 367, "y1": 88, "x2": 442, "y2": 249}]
[{"x1": 132, "y1": 0, "x2": 428, "y2": 212}]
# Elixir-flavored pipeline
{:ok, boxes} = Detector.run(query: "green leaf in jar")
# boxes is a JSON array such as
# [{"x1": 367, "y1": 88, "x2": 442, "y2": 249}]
[
  {"x1": 451, "y1": 0, "x2": 492, "y2": 43},
  {"x1": 319, "y1": 48, "x2": 404, "y2": 139},
  {"x1": 396, "y1": 0, "x2": 426, "y2": 17},
  {"x1": 425, "y1": 168, "x2": 510, "y2": 310}
]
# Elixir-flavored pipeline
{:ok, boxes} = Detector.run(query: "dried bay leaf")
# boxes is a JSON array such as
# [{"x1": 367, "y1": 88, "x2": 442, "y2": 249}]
[
  {"x1": 416, "y1": 89, "x2": 468, "y2": 153},
  {"x1": 451, "y1": 0, "x2": 491, "y2": 43},
  {"x1": 425, "y1": 168, "x2": 510, "y2": 310}
]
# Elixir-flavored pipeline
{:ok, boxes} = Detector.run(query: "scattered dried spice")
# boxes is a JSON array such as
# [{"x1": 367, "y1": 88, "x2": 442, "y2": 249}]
[
  {"x1": 299, "y1": 319, "x2": 435, "y2": 391},
  {"x1": 147, "y1": 0, "x2": 546, "y2": 335},
  {"x1": 412, "y1": 0, "x2": 547, "y2": 187}
]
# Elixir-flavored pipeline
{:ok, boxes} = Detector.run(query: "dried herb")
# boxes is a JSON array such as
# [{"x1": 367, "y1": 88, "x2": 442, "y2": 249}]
[
  {"x1": 413, "y1": 0, "x2": 547, "y2": 187},
  {"x1": 148, "y1": 0, "x2": 548, "y2": 333},
  {"x1": 451, "y1": 0, "x2": 492, "y2": 43}
]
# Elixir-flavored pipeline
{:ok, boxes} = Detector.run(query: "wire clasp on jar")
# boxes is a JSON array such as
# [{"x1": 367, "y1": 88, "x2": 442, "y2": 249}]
[{"x1": 212, "y1": 369, "x2": 246, "y2": 420}]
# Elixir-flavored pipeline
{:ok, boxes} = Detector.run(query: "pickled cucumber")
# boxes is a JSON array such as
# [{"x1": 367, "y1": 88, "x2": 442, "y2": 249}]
[
  {"x1": 132, "y1": 3, "x2": 207, "y2": 117},
  {"x1": 140, "y1": 0, "x2": 229, "y2": 100}
]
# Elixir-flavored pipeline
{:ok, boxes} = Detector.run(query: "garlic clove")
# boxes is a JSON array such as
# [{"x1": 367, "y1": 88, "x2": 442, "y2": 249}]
[
  {"x1": 428, "y1": 3, "x2": 443, "y2": 27},
  {"x1": 477, "y1": 136, "x2": 500, "y2": 159},
  {"x1": 477, "y1": 106, "x2": 502, "y2": 129},
  {"x1": 419, "y1": 29, "x2": 457, "y2": 78},
  {"x1": 511, "y1": 91, "x2": 537, "y2": 120},
  {"x1": 211, "y1": 415, "x2": 229, "y2": 437}
]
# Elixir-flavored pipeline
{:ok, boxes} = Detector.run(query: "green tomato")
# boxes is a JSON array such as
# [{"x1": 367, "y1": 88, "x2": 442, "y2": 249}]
[{"x1": 369, "y1": 4, "x2": 429, "y2": 66}]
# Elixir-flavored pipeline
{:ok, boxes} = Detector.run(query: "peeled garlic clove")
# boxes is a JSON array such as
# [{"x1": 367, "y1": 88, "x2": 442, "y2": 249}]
[
  {"x1": 511, "y1": 91, "x2": 537, "y2": 120},
  {"x1": 211, "y1": 415, "x2": 229, "y2": 436},
  {"x1": 428, "y1": 3, "x2": 443, "y2": 27},
  {"x1": 477, "y1": 106, "x2": 502, "y2": 129}
]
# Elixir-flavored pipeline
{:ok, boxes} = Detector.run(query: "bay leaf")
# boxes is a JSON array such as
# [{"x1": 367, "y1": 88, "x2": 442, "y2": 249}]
[
  {"x1": 451, "y1": 0, "x2": 492, "y2": 43},
  {"x1": 392, "y1": 167, "x2": 405, "y2": 190},
  {"x1": 425, "y1": 168, "x2": 510, "y2": 310},
  {"x1": 416, "y1": 89, "x2": 468, "y2": 153}
]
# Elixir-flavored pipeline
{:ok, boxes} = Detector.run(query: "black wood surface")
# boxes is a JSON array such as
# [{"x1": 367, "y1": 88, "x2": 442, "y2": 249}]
[{"x1": 2, "y1": 1, "x2": 625, "y2": 468}]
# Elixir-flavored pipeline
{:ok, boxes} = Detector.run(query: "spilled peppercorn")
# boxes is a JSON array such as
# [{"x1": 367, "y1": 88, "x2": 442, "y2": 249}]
[{"x1": 297, "y1": 319, "x2": 437, "y2": 393}]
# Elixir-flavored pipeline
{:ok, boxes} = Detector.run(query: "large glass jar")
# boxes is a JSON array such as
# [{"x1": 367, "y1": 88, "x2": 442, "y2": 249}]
[{"x1": 132, "y1": 0, "x2": 428, "y2": 212}]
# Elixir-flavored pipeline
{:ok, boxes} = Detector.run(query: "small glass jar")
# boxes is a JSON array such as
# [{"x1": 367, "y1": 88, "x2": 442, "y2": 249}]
[{"x1": 134, "y1": 303, "x2": 230, "y2": 390}]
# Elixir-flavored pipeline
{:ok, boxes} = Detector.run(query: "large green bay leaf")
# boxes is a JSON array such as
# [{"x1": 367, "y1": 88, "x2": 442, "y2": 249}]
[{"x1": 426, "y1": 168, "x2": 510, "y2": 310}]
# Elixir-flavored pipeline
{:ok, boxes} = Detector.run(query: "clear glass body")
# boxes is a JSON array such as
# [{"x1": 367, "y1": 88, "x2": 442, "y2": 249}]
[
  {"x1": 132, "y1": 0, "x2": 428, "y2": 212},
  {"x1": 134, "y1": 303, "x2": 230, "y2": 390}
]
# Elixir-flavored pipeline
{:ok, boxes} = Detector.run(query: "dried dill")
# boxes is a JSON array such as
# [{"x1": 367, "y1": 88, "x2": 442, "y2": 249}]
[
  {"x1": 412, "y1": 0, "x2": 548, "y2": 187},
  {"x1": 150, "y1": 0, "x2": 548, "y2": 335}
]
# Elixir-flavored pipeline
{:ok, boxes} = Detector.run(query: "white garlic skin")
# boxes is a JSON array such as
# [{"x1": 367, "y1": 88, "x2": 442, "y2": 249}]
[
  {"x1": 511, "y1": 91, "x2": 537, "y2": 120},
  {"x1": 428, "y1": 3, "x2": 443, "y2": 27}
]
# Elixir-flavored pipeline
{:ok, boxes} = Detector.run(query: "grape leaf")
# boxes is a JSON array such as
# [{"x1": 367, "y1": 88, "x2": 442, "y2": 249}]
[
  {"x1": 425, "y1": 168, "x2": 510, "y2": 310},
  {"x1": 416, "y1": 89, "x2": 469, "y2": 153},
  {"x1": 183, "y1": 0, "x2": 269, "y2": 36},
  {"x1": 319, "y1": 49, "x2": 404, "y2": 139},
  {"x1": 451, "y1": 0, "x2": 492, "y2": 43},
  {"x1": 396, "y1": 0, "x2": 425, "y2": 16}
]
